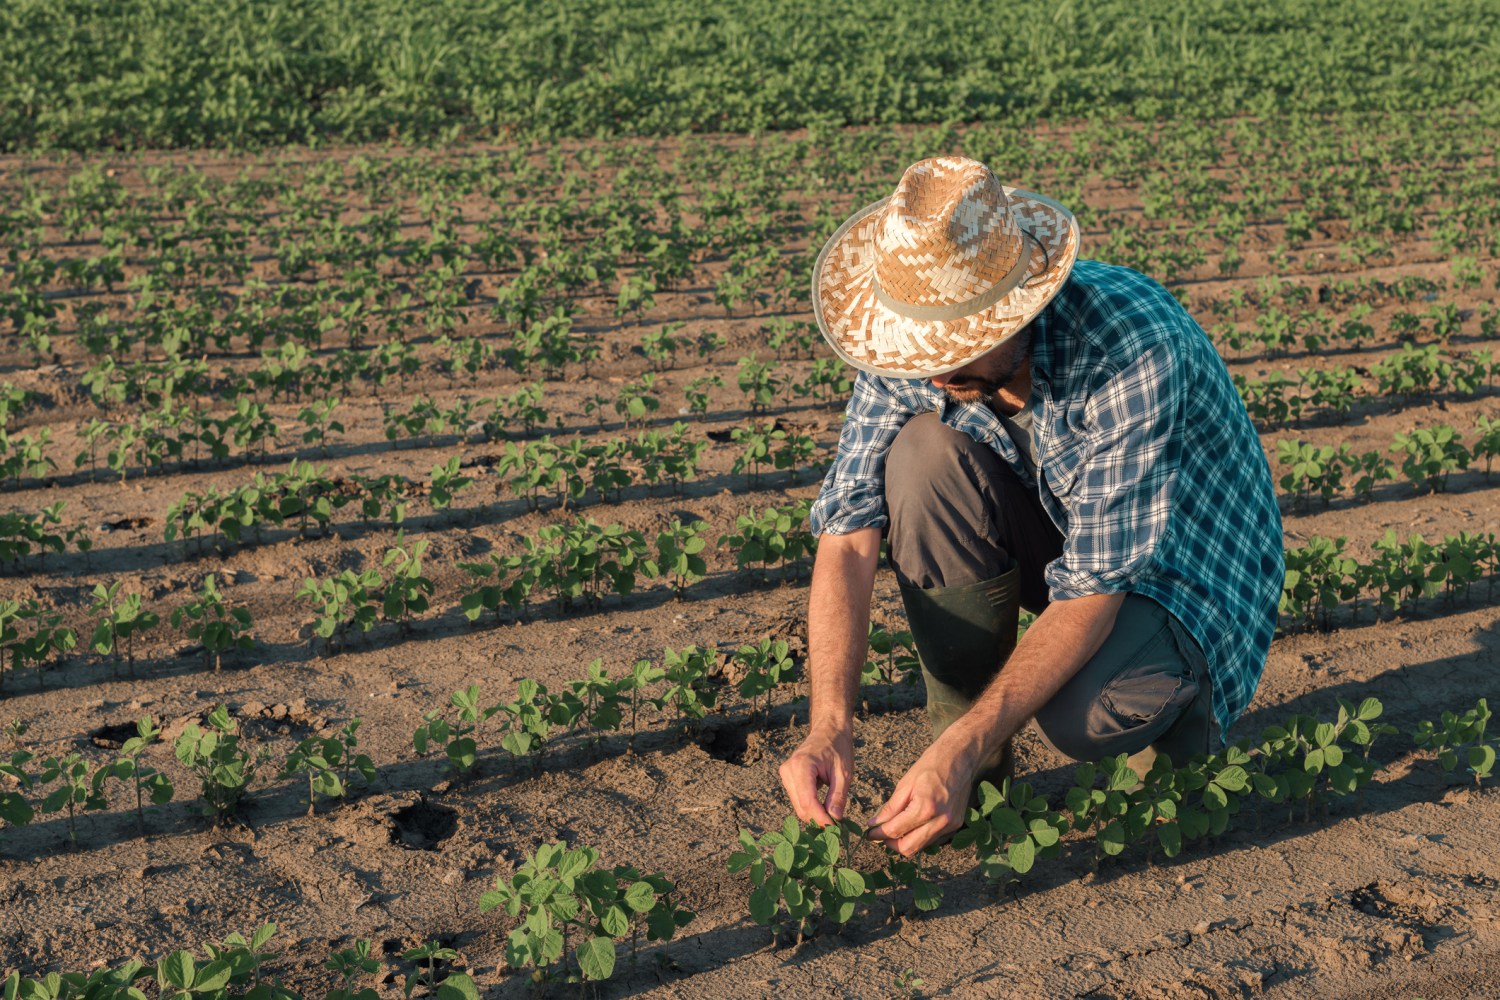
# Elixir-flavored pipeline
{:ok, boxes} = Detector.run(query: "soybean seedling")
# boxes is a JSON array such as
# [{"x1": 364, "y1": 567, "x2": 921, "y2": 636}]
[
  {"x1": 279, "y1": 719, "x2": 376, "y2": 815},
  {"x1": 413, "y1": 684, "x2": 501, "y2": 776},
  {"x1": 733, "y1": 638, "x2": 795, "y2": 722},
  {"x1": 622, "y1": 658, "x2": 666, "y2": 752},
  {"x1": 954, "y1": 778, "x2": 1068, "y2": 890},
  {"x1": 0, "y1": 750, "x2": 34, "y2": 831},
  {"x1": 88, "y1": 581, "x2": 159, "y2": 679},
  {"x1": 170, "y1": 574, "x2": 254, "y2": 673},
  {"x1": 1414, "y1": 697, "x2": 1494, "y2": 788},
  {"x1": 38, "y1": 752, "x2": 108, "y2": 845},
  {"x1": 324, "y1": 939, "x2": 381, "y2": 1000},
  {"x1": 400, "y1": 942, "x2": 476, "y2": 1000},
  {"x1": 480, "y1": 842, "x2": 694, "y2": 985},
  {"x1": 652, "y1": 519, "x2": 709, "y2": 597},
  {"x1": 381, "y1": 531, "x2": 434, "y2": 634},
  {"x1": 727, "y1": 816, "x2": 871, "y2": 945},
  {"x1": 569, "y1": 659, "x2": 625, "y2": 751},
  {"x1": 660, "y1": 646, "x2": 719, "y2": 737},
  {"x1": 500, "y1": 679, "x2": 581, "y2": 769},
  {"x1": 870, "y1": 843, "x2": 945, "y2": 917},
  {"x1": 894, "y1": 968, "x2": 926, "y2": 999},
  {"x1": 96, "y1": 716, "x2": 174, "y2": 837},
  {"x1": 173, "y1": 704, "x2": 266, "y2": 825}
]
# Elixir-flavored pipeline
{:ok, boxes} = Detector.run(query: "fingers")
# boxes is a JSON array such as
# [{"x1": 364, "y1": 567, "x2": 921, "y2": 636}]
[
  {"x1": 895, "y1": 816, "x2": 955, "y2": 857},
  {"x1": 779, "y1": 754, "x2": 835, "y2": 826},
  {"x1": 868, "y1": 774, "x2": 963, "y2": 854},
  {"x1": 825, "y1": 758, "x2": 849, "y2": 820},
  {"x1": 865, "y1": 784, "x2": 913, "y2": 843}
]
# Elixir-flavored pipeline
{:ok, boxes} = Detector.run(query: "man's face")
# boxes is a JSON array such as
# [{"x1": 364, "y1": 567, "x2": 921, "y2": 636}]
[{"x1": 927, "y1": 330, "x2": 1031, "y2": 405}]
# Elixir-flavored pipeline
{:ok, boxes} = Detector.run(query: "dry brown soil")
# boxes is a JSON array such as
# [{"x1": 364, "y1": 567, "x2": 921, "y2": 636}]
[{"x1": 1, "y1": 134, "x2": 1498, "y2": 999}]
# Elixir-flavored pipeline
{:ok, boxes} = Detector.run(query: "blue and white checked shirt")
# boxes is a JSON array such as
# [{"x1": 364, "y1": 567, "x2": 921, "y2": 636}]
[{"x1": 810, "y1": 259, "x2": 1283, "y2": 737}]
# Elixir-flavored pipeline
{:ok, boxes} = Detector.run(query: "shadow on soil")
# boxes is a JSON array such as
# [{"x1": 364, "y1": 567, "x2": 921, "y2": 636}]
[
  {"x1": 4, "y1": 617, "x2": 1497, "y2": 1000},
  {"x1": 494, "y1": 614, "x2": 1500, "y2": 999}
]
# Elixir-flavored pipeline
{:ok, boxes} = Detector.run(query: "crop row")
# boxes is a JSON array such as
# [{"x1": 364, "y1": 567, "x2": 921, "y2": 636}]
[
  {"x1": 1233, "y1": 344, "x2": 1499, "y2": 428},
  {"x1": 1274, "y1": 417, "x2": 1500, "y2": 505},
  {"x1": 2, "y1": 413, "x2": 827, "y2": 575},
  {"x1": 1209, "y1": 297, "x2": 1494, "y2": 360},
  {"x1": 3, "y1": 119, "x2": 1493, "y2": 378},
  {"x1": 3, "y1": 693, "x2": 1491, "y2": 989},
  {"x1": 0, "y1": 342, "x2": 844, "y2": 489},
  {"x1": 729, "y1": 695, "x2": 1496, "y2": 952},
  {"x1": 1280, "y1": 531, "x2": 1498, "y2": 630},
  {"x1": 6, "y1": 519, "x2": 1497, "y2": 690},
  {"x1": 0, "y1": 502, "x2": 821, "y2": 688},
  {"x1": 8, "y1": 338, "x2": 1492, "y2": 495},
  {"x1": 0, "y1": 617, "x2": 912, "y2": 838}
]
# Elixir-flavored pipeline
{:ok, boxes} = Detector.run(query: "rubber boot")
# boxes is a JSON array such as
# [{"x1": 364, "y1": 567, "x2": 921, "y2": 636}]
[
  {"x1": 898, "y1": 564, "x2": 1022, "y2": 795},
  {"x1": 1125, "y1": 680, "x2": 1212, "y2": 782}
]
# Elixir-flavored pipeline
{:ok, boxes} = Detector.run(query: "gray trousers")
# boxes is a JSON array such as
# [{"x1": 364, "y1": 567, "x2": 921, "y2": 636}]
[{"x1": 884, "y1": 412, "x2": 1212, "y2": 762}]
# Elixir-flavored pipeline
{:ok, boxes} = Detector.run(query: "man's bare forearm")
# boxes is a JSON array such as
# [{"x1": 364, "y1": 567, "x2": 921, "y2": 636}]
[
  {"x1": 941, "y1": 591, "x2": 1126, "y2": 770},
  {"x1": 805, "y1": 526, "x2": 883, "y2": 733}
]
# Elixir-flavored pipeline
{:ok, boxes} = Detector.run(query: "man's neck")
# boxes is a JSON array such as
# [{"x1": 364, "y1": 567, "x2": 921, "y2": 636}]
[{"x1": 989, "y1": 361, "x2": 1032, "y2": 416}]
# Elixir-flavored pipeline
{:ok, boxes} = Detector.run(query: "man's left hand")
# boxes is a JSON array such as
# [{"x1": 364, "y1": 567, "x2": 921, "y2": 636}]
[{"x1": 866, "y1": 736, "x2": 977, "y2": 856}]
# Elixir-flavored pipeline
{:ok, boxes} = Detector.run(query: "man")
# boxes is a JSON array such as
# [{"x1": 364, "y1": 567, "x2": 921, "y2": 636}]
[{"x1": 778, "y1": 156, "x2": 1282, "y2": 857}]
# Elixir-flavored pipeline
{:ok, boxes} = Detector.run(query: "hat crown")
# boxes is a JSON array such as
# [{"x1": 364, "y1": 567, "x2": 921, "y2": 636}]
[{"x1": 873, "y1": 157, "x2": 1024, "y2": 308}]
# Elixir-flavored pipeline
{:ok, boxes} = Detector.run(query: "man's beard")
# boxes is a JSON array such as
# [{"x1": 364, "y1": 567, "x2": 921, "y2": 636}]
[
  {"x1": 939, "y1": 339, "x2": 1030, "y2": 405},
  {"x1": 940, "y1": 377, "x2": 1005, "y2": 405}
]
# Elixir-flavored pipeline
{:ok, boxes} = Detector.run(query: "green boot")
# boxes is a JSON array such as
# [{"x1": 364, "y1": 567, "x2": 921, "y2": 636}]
[{"x1": 898, "y1": 564, "x2": 1022, "y2": 792}]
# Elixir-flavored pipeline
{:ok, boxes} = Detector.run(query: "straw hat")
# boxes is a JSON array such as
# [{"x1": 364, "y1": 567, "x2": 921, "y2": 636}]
[{"x1": 812, "y1": 156, "x2": 1079, "y2": 378}]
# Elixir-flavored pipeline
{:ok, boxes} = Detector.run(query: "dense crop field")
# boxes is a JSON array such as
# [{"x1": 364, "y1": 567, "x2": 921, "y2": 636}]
[
  {"x1": 2, "y1": 3, "x2": 1500, "y2": 997},
  {"x1": 1, "y1": 0, "x2": 1499, "y2": 148}
]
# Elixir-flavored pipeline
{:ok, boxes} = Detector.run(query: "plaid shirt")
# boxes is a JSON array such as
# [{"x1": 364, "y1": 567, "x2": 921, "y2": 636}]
[{"x1": 810, "y1": 259, "x2": 1283, "y2": 737}]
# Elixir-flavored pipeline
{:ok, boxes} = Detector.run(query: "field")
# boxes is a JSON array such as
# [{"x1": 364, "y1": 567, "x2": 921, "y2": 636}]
[{"x1": 3, "y1": 6, "x2": 1500, "y2": 998}]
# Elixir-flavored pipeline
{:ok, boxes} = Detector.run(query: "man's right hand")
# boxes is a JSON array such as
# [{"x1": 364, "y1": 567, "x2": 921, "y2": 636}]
[{"x1": 779, "y1": 725, "x2": 853, "y2": 825}]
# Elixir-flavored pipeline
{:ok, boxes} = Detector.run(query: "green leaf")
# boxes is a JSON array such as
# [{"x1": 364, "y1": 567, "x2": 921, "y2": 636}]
[
  {"x1": 1157, "y1": 823, "x2": 1183, "y2": 858},
  {"x1": 1469, "y1": 744, "x2": 1496, "y2": 777},
  {"x1": 1203, "y1": 783, "x2": 1228, "y2": 811},
  {"x1": 913, "y1": 879, "x2": 943, "y2": 912},
  {"x1": 833, "y1": 867, "x2": 865, "y2": 897},
  {"x1": 1008, "y1": 836, "x2": 1036, "y2": 874},
  {"x1": 975, "y1": 780, "x2": 1003, "y2": 815},
  {"x1": 192, "y1": 960, "x2": 232, "y2": 993},
  {"x1": 771, "y1": 840, "x2": 795, "y2": 873},
  {"x1": 600, "y1": 904, "x2": 629, "y2": 938},
  {"x1": 988, "y1": 807, "x2": 1027, "y2": 837},
  {"x1": 1214, "y1": 765, "x2": 1248, "y2": 792},
  {"x1": 158, "y1": 952, "x2": 194, "y2": 990},
  {"x1": 748, "y1": 885, "x2": 777, "y2": 925},
  {"x1": 435, "y1": 973, "x2": 480, "y2": 1000},
  {"x1": 623, "y1": 880, "x2": 655, "y2": 913},
  {"x1": 1098, "y1": 820, "x2": 1127, "y2": 856}
]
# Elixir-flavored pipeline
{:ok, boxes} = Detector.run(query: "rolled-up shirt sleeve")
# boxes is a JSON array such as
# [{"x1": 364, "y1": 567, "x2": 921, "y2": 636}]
[
  {"x1": 808, "y1": 372, "x2": 912, "y2": 536},
  {"x1": 1044, "y1": 342, "x2": 1187, "y2": 600}
]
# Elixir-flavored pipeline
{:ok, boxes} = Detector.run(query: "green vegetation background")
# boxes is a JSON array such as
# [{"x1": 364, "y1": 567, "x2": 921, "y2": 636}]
[{"x1": 3, "y1": 0, "x2": 1499, "y2": 150}]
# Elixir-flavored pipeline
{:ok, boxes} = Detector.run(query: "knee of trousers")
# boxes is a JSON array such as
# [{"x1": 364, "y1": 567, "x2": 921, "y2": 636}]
[
  {"x1": 885, "y1": 411, "x2": 999, "y2": 531},
  {"x1": 1032, "y1": 665, "x2": 1202, "y2": 762},
  {"x1": 884, "y1": 412, "x2": 1014, "y2": 589}
]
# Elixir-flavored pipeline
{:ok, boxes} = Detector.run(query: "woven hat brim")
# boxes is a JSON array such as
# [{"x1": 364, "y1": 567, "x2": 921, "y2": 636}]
[{"x1": 811, "y1": 187, "x2": 1080, "y2": 379}]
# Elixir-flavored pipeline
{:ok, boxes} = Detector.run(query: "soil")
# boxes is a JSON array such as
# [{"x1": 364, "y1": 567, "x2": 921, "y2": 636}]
[{"x1": 1, "y1": 128, "x2": 1498, "y2": 999}]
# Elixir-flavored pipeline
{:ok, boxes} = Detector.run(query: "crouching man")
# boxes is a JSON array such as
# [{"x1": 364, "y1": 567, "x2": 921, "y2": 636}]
[{"x1": 778, "y1": 157, "x2": 1283, "y2": 856}]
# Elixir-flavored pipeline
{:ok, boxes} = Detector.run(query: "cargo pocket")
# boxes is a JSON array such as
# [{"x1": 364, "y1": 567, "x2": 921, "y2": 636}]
[{"x1": 1098, "y1": 646, "x2": 1198, "y2": 731}]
